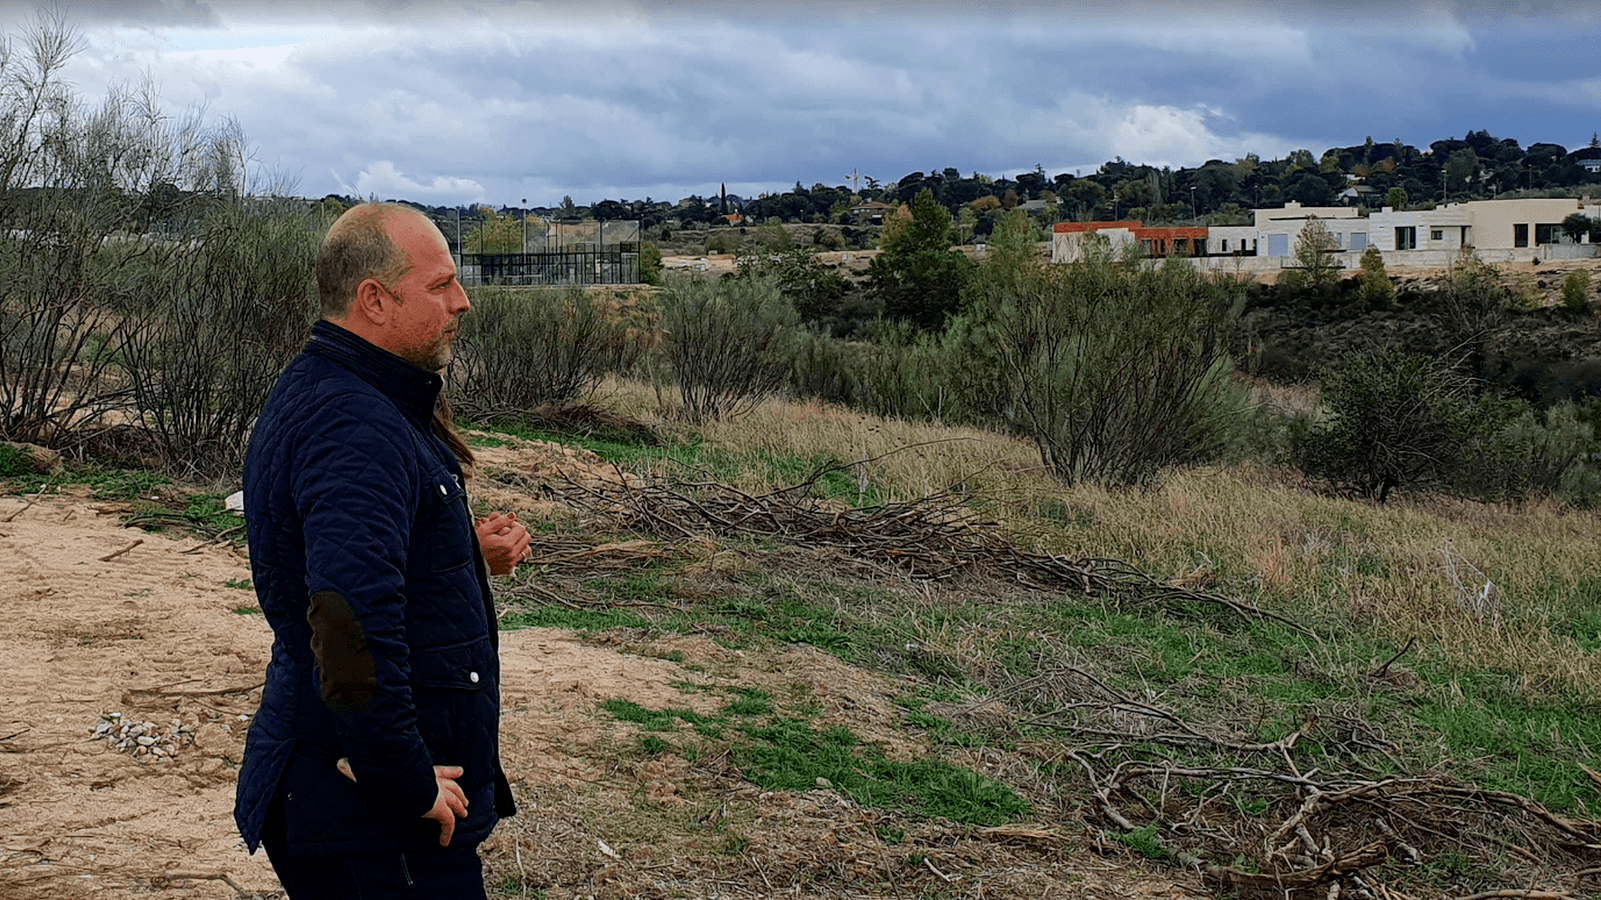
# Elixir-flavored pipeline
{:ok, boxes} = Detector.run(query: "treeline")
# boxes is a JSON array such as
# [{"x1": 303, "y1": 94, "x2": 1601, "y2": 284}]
[{"x1": 343, "y1": 130, "x2": 1601, "y2": 243}]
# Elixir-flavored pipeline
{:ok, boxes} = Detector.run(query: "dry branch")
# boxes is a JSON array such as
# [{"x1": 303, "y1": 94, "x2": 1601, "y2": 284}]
[
  {"x1": 558, "y1": 474, "x2": 1307, "y2": 633},
  {"x1": 97, "y1": 538, "x2": 143, "y2": 562}
]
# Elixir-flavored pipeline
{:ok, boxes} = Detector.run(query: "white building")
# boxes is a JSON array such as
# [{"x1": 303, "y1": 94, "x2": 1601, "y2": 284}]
[{"x1": 1058, "y1": 197, "x2": 1601, "y2": 271}]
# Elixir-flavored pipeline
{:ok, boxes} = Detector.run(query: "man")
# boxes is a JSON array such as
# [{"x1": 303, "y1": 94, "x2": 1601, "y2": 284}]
[{"x1": 236, "y1": 203, "x2": 528, "y2": 897}]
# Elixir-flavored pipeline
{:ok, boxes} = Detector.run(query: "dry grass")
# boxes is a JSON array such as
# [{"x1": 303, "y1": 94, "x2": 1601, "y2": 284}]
[{"x1": 590, "y1": 376, "x2": 1601, "y2": 698}]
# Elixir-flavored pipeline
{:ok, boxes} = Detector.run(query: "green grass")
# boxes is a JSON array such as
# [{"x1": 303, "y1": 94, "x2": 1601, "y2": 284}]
[
  {"x1": 735, "y1": 716, "x2": 1027, "y2": 825},
  {"x1": 0, "y1": 444, "x2": 29, "y2": 478},
  {"x1": 597, "y1": 689, "x2": 1028, "y2": 828},
  {"x1": 1412, "y1": 667, "x2": 1601, "y2": 811},
  {"x1": 500, "y1": 606, "x2": 650, "y2": 632},
  {"x1": 653, "y1": 578, "x2": 861, "y2": 655}
]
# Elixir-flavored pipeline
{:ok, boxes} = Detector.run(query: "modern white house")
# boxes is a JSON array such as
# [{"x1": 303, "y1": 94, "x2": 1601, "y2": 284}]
[{"x1": 1055, "y1": 197, "x2": 1601, "y2": 270}]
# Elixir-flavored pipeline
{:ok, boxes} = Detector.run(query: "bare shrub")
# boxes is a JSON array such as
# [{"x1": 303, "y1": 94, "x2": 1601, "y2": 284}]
[
  {"x1": 0, "y1": 13, "x2": 144, "y2": 444},
  {"x1": 654, "y1": 274, "x2": 797, "y2": 423},
  {"x1": 118, "y1": 196, "x2": 320, "y2": 477},
  {"x1": 0, "y1": 10, "x2": 309, "y2": 479},
  {"x1": 448, "y1": 286, "x2": 632, "y2": 419}
]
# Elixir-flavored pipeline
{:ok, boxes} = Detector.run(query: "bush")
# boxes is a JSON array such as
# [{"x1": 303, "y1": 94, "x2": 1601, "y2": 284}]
[
  {"x1": 0, "y1": 13, "x2": 312, "y2": 477},
  {"x1": 639, "y1": 241, "x2": 664, "y2": 286},
  {"x1": 1562, "y1": 270, "x2": 1591, "y2": 312},
  {"x1": 448, "y1": 286, "x2": 632, "y2": 418},
  {"x1": 655, "y1": 274, "x2": 798, "y2": 423},
  {"x1": 1483, "y1": 402, "x2": 1601, "y2": 506},
  {"x1": 120, "y1": 198, "x2": 320, "y2": 477},
  {"x1": 1357, "y1": 247, "x2": 1395, "y2": 310},
  {"x1": 1294, "y1": 349, "x2": 1510, "y2": 503},
  {"x1": 959, "y1": 212, "x2": 1246, "y2": 486},
  {"x1": 735, "y1": 245, "x2": 848, "y2": 322}
]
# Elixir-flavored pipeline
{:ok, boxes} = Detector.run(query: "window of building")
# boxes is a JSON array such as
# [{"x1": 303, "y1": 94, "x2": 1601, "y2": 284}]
[
  {"x1": 1430, "y1": 229, "x2": 1444, "y2": 241},
  {"x1": 1350, "y1": 232, "x2": 1367, "y2": 251},
  {"x1": 1535, "y1": 223, "x2": 1565, "y2": 245},
  {"x1": 1514, "y1": 223, "x2": 1529, "y2": 248},
  {"x1": 1395, "y1": 226, "x2": 1417, "y2": 251}
]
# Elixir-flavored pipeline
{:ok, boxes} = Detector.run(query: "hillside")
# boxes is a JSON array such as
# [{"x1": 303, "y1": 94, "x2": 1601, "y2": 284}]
[{"x1": 3, "y1": 387, "x2": 1599, "y2": 899}]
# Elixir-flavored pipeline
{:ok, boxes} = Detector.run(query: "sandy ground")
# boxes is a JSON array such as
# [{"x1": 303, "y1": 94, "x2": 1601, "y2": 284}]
[{"x1": 0, "y1": 443, "x2": 1202, "y2": 899}]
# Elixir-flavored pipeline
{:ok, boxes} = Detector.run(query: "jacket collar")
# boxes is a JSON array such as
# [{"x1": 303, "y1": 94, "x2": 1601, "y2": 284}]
[{"x1": 305, "y1": 319, "x2": 442, "y2": 432}]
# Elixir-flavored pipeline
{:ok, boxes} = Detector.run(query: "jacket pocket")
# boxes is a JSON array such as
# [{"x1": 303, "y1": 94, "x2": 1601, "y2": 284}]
[
  {"x1": 408, "y1": 639, "x2": 496, "y2": 774},
  {"x1": 415, "y1": 468, "x2": 474, "y2": 575}
]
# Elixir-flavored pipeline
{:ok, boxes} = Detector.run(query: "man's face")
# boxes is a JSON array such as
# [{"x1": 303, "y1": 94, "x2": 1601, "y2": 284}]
[{"x1": 382, "y1": 215, "x2": 470, "y2": 371}]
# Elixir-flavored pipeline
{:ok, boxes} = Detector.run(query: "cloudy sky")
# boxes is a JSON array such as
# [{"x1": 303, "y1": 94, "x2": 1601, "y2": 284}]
[{"x1": 9, "y1": 0, "x2": 1599, "y2": 208}]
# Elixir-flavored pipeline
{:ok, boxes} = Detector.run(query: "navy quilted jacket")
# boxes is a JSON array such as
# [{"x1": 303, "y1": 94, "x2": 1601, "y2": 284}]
[{"x1": 235, "y1": 320, "x2": 515, "y2": 855}]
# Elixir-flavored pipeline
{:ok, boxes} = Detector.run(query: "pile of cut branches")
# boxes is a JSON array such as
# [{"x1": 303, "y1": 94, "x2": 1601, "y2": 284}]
[{"x1": 554, "y1": 472, "x2": 1304, "y2": 634}]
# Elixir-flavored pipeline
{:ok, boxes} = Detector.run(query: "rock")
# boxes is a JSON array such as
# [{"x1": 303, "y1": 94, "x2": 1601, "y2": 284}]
[
  {"x1": 136, "y1": 735, "x2": 156, "y2": 746},
  {"x1": 0, "y1": 441, "x2": 62, "y2": 476}
]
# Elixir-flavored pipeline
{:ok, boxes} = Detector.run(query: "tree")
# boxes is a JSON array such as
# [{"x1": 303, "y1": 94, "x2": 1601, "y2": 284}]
[
  {"x1": 463, "y1": 205, "x2": 526, "y2": 253},
  {"x1": 866, "y1": 188, "x2": 973, "y2": 330},
  {"x1": 1284, "y1": 216, "x2": 1341, "y2": 291},
  {"x1": 639, "y1": 241, "x2": 663, "y2": 286},
  {"x1": 1385, "y1": 187, "x2": 1409, "y2": 210}
]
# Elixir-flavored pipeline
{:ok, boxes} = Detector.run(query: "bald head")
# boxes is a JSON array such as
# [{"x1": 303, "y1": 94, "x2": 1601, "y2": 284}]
[{"x1": 316, "y1": 203, "x2": 433, "y2": 319}]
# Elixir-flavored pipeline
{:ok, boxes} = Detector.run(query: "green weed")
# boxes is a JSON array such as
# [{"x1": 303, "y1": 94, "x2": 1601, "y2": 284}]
[{"x1": 500, "y1": 607, "x2": 650, "y2": 632}]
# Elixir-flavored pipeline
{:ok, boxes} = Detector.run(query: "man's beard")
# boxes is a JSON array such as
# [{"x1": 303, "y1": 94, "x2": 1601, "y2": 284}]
[{"x1": 396, "y1": 323, "x2": 458, "y2": 372}]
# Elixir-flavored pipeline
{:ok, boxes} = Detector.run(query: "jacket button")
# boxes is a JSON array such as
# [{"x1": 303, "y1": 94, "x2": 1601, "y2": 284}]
[
  {"x1": 469, "y1": 671, "x2": 480, "y2": 683},
  {"x1": 438, "y1": 483, "x2": 449, "y2": 496}
]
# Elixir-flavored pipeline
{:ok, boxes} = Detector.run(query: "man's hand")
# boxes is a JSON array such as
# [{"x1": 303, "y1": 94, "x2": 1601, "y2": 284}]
[
  {"x1": 422, "y1": 765, "x2": 469, "y2": 846},
  {"x1": 476, "y1": 511, "x2": 531, "y2": 576},
  {"x1": 336, "y1": 758, "x2": 469, "y2": 847}
]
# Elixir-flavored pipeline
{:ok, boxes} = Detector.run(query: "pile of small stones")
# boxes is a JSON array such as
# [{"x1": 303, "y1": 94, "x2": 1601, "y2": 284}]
[{"x1": 94, "y1": 712, "x2": 195, "y2": 759}]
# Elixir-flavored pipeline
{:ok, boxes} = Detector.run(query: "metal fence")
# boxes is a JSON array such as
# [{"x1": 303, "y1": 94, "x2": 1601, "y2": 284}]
[
  {"x1": 461, "y1": 243, "x2": 639, "y2": 286},
  {"x1": 455, "y1": 219, "x2": 642, "y2": 286}
]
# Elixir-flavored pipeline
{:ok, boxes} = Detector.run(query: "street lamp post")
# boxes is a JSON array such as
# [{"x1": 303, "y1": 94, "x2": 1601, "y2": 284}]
[
  {"x1": 521, "y1": 199, "x2": 528, "y2": 285},
  {"x1": 1189, "y1": 186, "x2": 1197, "y2": 220}
]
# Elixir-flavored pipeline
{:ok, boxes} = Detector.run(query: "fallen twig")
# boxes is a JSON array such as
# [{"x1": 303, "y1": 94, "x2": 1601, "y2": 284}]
[{"x1": 98, "y1": 539, "x2": 143, "y2": 562}]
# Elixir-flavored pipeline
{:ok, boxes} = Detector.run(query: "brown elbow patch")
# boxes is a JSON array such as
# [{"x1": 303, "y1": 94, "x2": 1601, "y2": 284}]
[{"x1": 306, "y1": 590, "x2": 377, "y2": 712}]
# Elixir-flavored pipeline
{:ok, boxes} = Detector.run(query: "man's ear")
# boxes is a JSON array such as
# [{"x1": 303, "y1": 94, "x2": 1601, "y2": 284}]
[{"x1": 351, "y1": 277, "x2": 391, "y2": 326}]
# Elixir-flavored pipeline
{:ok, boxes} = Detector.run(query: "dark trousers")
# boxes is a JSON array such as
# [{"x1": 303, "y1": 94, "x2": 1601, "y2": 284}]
[{"x1": 261, "y1": 796, "x2": 487, "y2": 900}]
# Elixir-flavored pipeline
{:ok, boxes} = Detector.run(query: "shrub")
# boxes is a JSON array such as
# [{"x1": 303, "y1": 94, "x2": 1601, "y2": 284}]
[
  {"x1": 655, "y1": 274, "x2": 798, "y2": 423},
  {"x1": 448, "y1": 286, "x2": 631, "y2": 417},
  {"x1": 1486, "y1": 402, "x2": 1601, "y2": 504},
  {"x1": 960, "y1": 212, "x2": 1246, "y2": 486},
  {"x1": 1357, "y1": 246, "x2": 1395, "y2": 310},
  {"x1": 735, "y1": 245, "x2": 847, "y2": 322},
  {"x1": 639, "y1": 241, "x2": 664, "y2": 286},
  {"x1": 1562, "y1": 270, "x2": 1591, "y2": 312},
  {"x1": 120, "y1": 198, "x2": 320, "y2": 477},
  {"x1": 1295, "y1": 349, "x2": 1490, "y2": 503}
]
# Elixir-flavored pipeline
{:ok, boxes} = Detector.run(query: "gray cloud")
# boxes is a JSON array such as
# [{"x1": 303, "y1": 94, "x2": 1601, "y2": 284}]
[{"x1": 17, "y1": 1, "x2": 1600, "y2": 206}]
